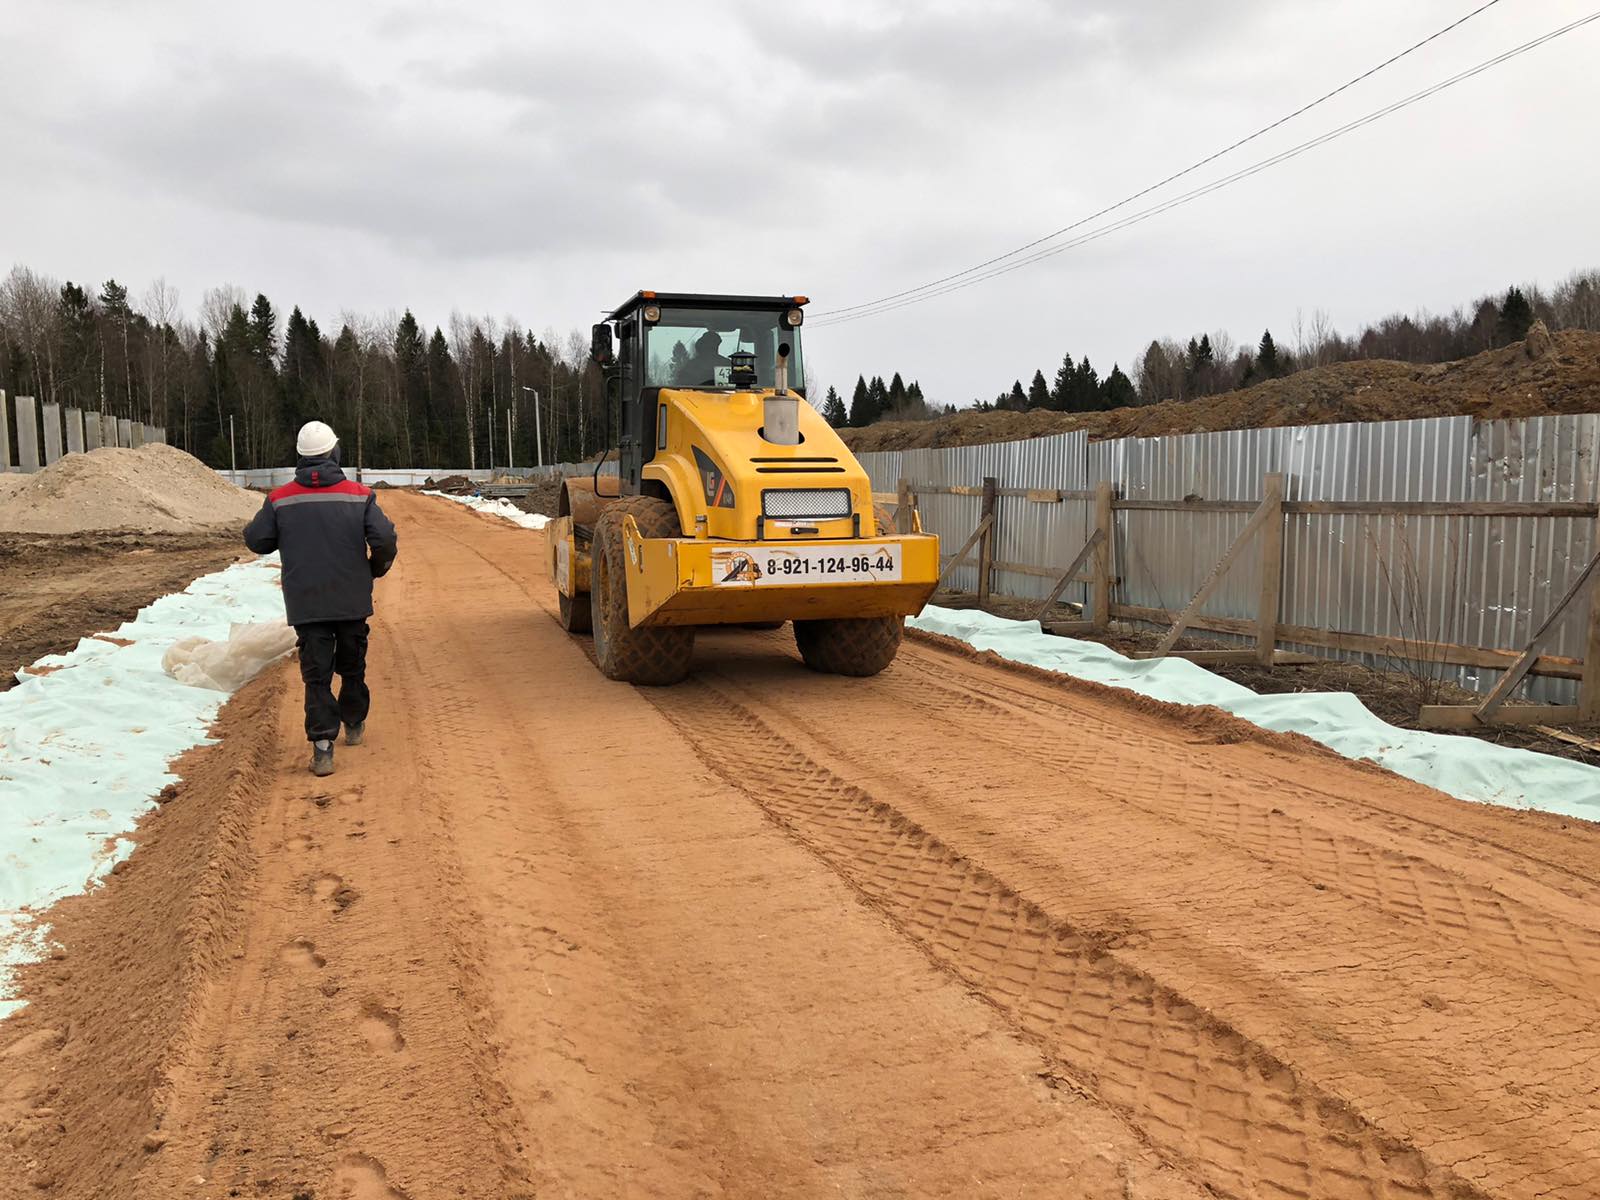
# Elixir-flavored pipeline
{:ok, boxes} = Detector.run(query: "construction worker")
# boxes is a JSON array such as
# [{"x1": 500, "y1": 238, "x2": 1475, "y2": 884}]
[{"x1": 243, "y1": 421, "x2": 398, "y2": 776}]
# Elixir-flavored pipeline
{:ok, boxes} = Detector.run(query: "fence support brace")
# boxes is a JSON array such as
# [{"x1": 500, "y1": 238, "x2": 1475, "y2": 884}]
[{"x1": 1153, "y1": 473, "x2": 1284, "y2": 658}]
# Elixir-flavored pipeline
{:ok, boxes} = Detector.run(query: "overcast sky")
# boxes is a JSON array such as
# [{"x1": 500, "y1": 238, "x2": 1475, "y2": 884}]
[{"x1": 3, "y1": 0, "x2": 1597, "y2": 405}]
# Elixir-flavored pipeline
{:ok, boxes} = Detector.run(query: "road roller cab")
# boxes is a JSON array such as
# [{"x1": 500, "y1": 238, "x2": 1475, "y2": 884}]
[{"x1": 547, "y1": 291, "x2": 941, "y2": 685}]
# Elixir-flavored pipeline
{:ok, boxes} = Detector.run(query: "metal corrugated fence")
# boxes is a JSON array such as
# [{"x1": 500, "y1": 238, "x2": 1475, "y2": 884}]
[{"x1": 859, "y1": 413, "x2": 1600, "y2": 703}]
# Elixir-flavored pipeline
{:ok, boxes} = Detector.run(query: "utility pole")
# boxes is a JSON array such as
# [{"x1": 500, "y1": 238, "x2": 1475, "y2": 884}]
[
  {"x1": 507, "y1": 405, "x2": 515, "y2": 472},
  {"x1": 521, "y1": 386, "x2": 543, "y2": 467},
  {"x1": 229, "y1": 414, "x2": 236, "y2": 475}
]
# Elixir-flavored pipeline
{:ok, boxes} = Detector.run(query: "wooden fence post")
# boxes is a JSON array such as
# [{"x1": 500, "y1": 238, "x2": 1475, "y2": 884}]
[
  {"x1": 977, "y1": 476, "x2": 998, "y2": 607},
  {"x1": 896, "y1": 477, "x2": 913, "y2": 534},
  {"x1": 1093, "y1": 481, "x2": 1114, "y2": 631},
  {"x1": 1580, "y1": 515, "x2": 1600, "y2": 722},
  {"x1": 1256, "y1": 472, "x2": 1285, "y2": 665}
]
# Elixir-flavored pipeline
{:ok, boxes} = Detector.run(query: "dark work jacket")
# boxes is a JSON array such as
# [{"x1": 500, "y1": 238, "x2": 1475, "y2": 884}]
[{"x1": 242, "y1": 456, "x2": 399, "y2": 626}]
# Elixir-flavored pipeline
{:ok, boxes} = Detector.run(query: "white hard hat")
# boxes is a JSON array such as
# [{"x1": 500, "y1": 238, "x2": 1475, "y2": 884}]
[{"x1": 296, "y1": 420, "x2": 338, "y2": 458}]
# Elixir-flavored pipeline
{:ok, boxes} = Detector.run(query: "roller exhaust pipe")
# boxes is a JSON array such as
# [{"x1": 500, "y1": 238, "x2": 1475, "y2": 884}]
[{"x1": 763, "y1": 342, "x2": 799, "y2": 445}]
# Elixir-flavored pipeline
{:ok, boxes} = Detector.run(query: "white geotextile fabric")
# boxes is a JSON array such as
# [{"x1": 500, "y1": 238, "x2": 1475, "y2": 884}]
[
  {"x1": 0, "y1": 555, "x2": 289, "y2": 1016},
  {"x1": 163, "y1": 622, "x2": 298, "y2": 691},
  {"x1": 422, "y1": 490, "x2": 550, "y2": 529},
  {"x1": 910, "y1": 605, "x2": 1600, "y2": 821}
]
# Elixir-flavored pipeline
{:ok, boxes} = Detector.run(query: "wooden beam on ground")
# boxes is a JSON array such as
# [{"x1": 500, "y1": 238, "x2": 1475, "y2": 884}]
[
  {"x1": 1536, "y1": 725, "x2": 1600, "y2": 751},
  {"x1": 1152, "y1": 492, "x2": 1278, "y2": 658},
  {"x1": 1093, "y1": 481, "x2": 1114, "y2": 632},
  {"x1": 1477, "y1": 548, "x2": 1600, "y2": 720},
  {"x1": 1110, "y1": 602, "x2": 1586, "y2": 681},
  {"x1": 1420, "y1": 704, "x2": 1582, "y2": 730},
  {"x1": 934, "y1": 514, "x2": 994, "y2": 589},
  {"x1": 977, "y1": 477, "x2": 998, "y2": 607},
  {"x1": 1256, "y1": 472, "x2": 1285, "y2": 665},
  {"x1": 1043, "y1": 620, "x2": 1099, "y2": 636},
  {"x1": 1031, "y1": 528, "x2": 1105, "y2": 622}
]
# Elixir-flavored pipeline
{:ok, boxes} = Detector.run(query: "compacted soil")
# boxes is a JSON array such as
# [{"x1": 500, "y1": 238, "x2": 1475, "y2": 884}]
[
  {"x1": 0, "y1": 531, "x2": 245, "y2": 688},
  {"x1": 3, "y1": 491, "x2": 1598, "y2": 1199}
]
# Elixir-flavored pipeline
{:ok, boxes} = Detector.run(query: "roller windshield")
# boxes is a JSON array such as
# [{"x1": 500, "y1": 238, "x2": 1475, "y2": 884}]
[{"x1": 645, "y1": 308, "x2": 805, "y2": 391}]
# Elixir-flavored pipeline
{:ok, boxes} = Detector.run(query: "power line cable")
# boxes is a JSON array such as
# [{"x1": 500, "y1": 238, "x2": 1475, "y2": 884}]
[
  {"x1": 813, "y1": 9, "x2": 1599, "y2": 328},
  {"x1": 817, "y1": 0, "x2": 1504, "y2": 319}
]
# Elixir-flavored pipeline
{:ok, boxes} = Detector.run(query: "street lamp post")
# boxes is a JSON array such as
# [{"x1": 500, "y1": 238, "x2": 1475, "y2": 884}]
[{"x1": 520, "y1": 385, "x2": 544, "y2": 468}]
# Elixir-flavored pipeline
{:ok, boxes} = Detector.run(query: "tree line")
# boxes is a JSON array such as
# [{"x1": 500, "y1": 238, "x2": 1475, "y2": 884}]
[{"x1": 0, "y1": 265, "x2": 604, "y2": 470}]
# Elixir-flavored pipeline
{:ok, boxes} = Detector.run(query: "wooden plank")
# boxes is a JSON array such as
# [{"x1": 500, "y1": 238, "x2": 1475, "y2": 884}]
[
  {"x1": 896, "y1": 478, "x2": 914, "y2": 535},
  {"x1": 1256, "y1": 472, "x2": 1285, "y2": 665},
  {"x1": 910, "y1": 483, "x2": 1096, "y2": 501},
  {"x1": 1477, "y1": 548, "x2": 1600, "y2": 719},
  {"x1": 977, "y1": 477, "x2": 998, "y2": 606},
  {"x1": 1110, "y1": 602, "x2": 1585, "y2": 680},
  {"x1": 1284, "y1": 500, "x2": 1598, "y2": 518},
  {"x1": 1536, "y1": 725, "x2": 1600, "y2": 751},
  {"x1": 1420, "y1": 704, "x2": 1582, "y2": 730},
  {"x1": 934, "y1": 514, "x2": 993, "y2": 589},
  {"x1": 1093, "y1": 481, "x2": 1114, "y2": 632},
  {"x1": 1030, "y1": 528, "x2": 1105, "y2": 621},
  {"x1": 870, "y1": 491, "x2": 898, "y2": 505},
  {"x1": 1109, "y1": 499, "x2": 1597, "y2": 517},
  {"x1": 1115, "y1": 499, "x2": 1258, "y2": 513},
  {"x1": 1153, "y1": 494, "x2": 1277, "y2": 657},
  {"x1": 1025, "y1": 488, "x2": 1062, "y2": 503}
]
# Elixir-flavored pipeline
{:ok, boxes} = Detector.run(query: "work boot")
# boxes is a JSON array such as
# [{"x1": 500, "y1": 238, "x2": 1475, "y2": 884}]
[
  {"x1": 310, "y1": 740, "x2": 335, "y2": 777},
  {"x1": 344, "y1": 722, "x2": 365, "y2": 747}
]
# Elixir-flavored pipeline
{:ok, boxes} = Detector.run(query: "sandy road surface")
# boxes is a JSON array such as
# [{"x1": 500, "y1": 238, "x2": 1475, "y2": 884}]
[{"x1": 4, "y1": 490, "x2": 1598, "y2": 1199}]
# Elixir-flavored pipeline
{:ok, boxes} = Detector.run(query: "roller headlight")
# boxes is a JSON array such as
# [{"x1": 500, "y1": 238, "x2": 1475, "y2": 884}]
[
  {"x1": 784, "y1": 308, "x2": 804, "y2": 327},
  {"x1": 642, "y1": 304, "x2": 662, "y2": 323}
]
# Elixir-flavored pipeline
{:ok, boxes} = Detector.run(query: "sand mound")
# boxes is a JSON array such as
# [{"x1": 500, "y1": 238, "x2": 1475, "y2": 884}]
[
  {"x1": 842, "y1": 328, "x2": 1600, "y2": 452},
  {"x1": 0, "y1": 444, "x2": 263, "y2": 534}
]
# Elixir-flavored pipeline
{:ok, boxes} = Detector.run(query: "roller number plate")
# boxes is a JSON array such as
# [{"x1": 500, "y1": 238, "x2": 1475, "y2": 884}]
[{"x1": 712, "y1": 544, "x2": 902, "y2": 586}]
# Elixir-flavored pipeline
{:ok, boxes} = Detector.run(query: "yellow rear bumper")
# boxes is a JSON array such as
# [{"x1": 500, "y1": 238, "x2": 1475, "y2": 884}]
[{"x1": 622, "y1": 519, "x2": 940, "y2": 628}]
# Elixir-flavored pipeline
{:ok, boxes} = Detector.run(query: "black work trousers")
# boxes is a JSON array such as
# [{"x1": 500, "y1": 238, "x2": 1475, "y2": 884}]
[{"x1": 295, "y1": 620, "x2": 371, "y2": 743}]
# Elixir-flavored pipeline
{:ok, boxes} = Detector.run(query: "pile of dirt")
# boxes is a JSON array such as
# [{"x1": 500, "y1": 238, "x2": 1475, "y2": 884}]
[
  {"x1": 0, "y1": 444, "x2": 262, "y2": 534},
  {"x1": 424, "y1": 474, "x2": 474, "y2": 494},
  {"x1": 842, "y1": 325, "x2": 1600, "y2": 451},
  {"x1": 511, "y1": 477, "x2": 563, "y2": 517}
]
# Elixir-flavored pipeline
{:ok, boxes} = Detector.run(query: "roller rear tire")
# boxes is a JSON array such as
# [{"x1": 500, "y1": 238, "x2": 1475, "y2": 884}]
[
  {"x1": 590, "y1": 498, "x2": 695, "y2": 685},
  {"x1": 794, "y1": 615, "x2": 903, "y2": 677}
]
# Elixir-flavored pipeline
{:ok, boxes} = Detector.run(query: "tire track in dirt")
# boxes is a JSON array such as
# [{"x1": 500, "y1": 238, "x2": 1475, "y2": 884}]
[
  {"x1": 890, "y1": 662, "x2": 1600, "y2": 1003},
  {"x1": 647, "y1": 680, "x2": 1488, "y2": 1200}
]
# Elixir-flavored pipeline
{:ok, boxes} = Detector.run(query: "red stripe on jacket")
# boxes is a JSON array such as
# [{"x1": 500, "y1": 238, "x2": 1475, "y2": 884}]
[{"x1": 268, "y1": 478, "x2": 372, "y2": 503}]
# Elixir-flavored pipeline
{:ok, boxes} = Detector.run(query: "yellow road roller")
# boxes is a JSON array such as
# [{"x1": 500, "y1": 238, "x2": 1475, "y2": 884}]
[{"x1": 547, "y1": 291, "x2": 940, "y2": 684}]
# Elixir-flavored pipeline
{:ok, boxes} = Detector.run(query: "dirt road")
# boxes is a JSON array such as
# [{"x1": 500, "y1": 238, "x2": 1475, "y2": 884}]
[{"x1": 5, "y1": 490, "x2": 1599, "y2": 1199}]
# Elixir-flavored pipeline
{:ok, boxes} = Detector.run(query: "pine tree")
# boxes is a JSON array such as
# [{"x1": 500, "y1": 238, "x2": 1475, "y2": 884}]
[
  {"x1": 1100, "y1": 363, "x2": 1137, "y2": 409},
  {"x1": 849, "y1": 375, "x2": 875, "y2": 427},
  {"x1": 1256, "y1": 329, "x2": 1280, "y2": 378},
  {"x1": 821, "y1": 385, "x2": 847, "y2": 427},
  {"x1": 248, "y1": 294, "x2": 279, "y2": 370},
  {"x1": 907, "y1": 381, "x2": 924, "y2": 407},
  {"x1": 394, "y1": 310, "x2": 427, "y2": 462},
  {"x1": 426, "y1": 328, "x2": 460, "y2": 464},
  {"x1": 1067, "y1": 356, "x2": 1100, "y2": 412},
  {"x1": 1007, "y1": 380, "x2": 1027, "y2": 411},
  {"x1": 868, "y1": 375, "x2": 889, "y2": 420},
  {"x1": 1050, "y1": 353, "x2": 1073, "y2": 410},
  {"x1": 281, "y1": 306, "x2": 324, "y2": 432},
  {"x1": 888, "y1": 371, "x2": 907, "y2": 414},
  {"x1": 1027, "y1": 368, "x2": 1050, "y2": 410},
  {"x1": 1497, "y1": 286, "x2": 1535, "y2": 344},
  {"x1": 99, "y1": 279, "x2": 134, "y2": 416}
]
